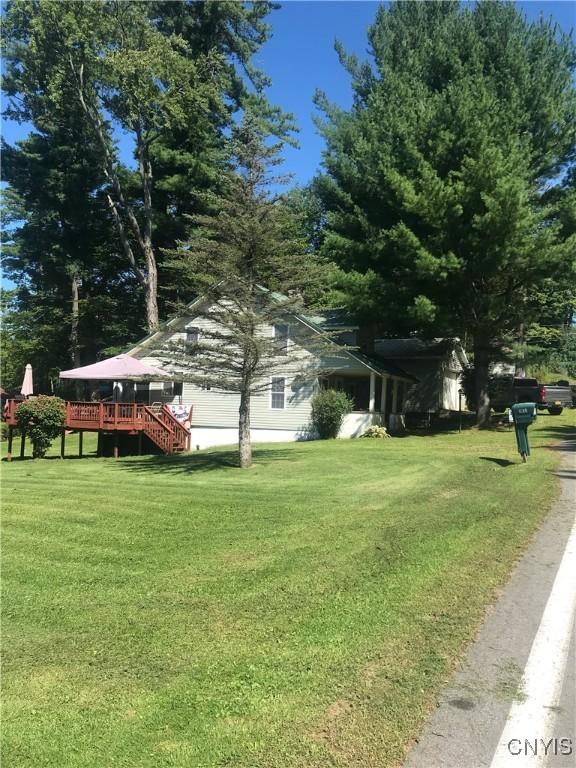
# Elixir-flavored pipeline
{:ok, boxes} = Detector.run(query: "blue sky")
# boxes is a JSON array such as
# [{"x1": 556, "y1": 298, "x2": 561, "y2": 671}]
[
  {"x1": 262, "y1": 1, "x2": 575, "y2": 185},
  {"x1": 2, "y1": 1, "x2": 574, "y2": 189}
]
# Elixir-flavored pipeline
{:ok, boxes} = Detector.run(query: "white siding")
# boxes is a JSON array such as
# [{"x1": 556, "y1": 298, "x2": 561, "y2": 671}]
[
  {"x1": 441, "y1": 371, "x2": 461, "y2": 411},
  {"x1": 133, "y1": 310, "x2": 370, "y2": 433}
]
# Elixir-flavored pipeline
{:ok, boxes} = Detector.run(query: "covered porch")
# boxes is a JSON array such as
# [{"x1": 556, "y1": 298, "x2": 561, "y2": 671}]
[{"x1": 321, "y1": 365, "x2": 415, "y2": 436}]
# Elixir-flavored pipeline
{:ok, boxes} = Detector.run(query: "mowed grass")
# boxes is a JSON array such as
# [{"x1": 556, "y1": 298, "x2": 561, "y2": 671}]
[{"x1": 2, "y1": 412, "x2": 573, "y2": 768}]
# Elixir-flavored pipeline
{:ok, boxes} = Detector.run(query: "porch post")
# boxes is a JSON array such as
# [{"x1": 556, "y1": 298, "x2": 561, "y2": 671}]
[
  {"x1": 369, "y1": 372, "x2": 376, "y2": 414},
  {"x1": 392, "y1": 379, "x2": 399, "y2": 413},
  {"x1": 380, "y1": 376, "x2": 388, "y2": 419}
]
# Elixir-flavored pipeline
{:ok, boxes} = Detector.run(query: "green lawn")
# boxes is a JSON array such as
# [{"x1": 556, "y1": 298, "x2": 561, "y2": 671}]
[{"x1": 2, "y1": 412, "x2": 573, "y2": 767}]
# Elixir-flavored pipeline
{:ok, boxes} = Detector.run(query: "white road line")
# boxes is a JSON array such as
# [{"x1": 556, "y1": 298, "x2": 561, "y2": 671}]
[{"x1": 490, "y1": 454, "x2": 576, "y2": 768}]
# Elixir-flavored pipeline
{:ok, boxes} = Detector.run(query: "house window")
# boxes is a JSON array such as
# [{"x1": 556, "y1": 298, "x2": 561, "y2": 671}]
[
  {"x1": 270, "y1": 377, "x2": 286, "y2": 409},
  {"x1": 135, "y1": 382, "x2": 150, "y2": 403},
  {"x1": 186, "y1": 327, "x2": 200, "y2": 347},
  {"x1": 174, "y1": 381, "x2": 183, "y2": 397},
  {"x1": 273, "y1": 323, "x2": 289, "y2": 355}
]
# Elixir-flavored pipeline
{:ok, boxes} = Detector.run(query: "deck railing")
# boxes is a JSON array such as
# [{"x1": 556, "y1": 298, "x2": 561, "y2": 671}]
[
  {"x1": 3, "y1": 399, "x2": 21, "y2": 426},
  {"x1": 160, "y1": 405, "x2": 191, "y2": 450},
  {"x1": 142, "y1": 407, "x2": 175, "y2": 454},
  {"x1": 65, "y1": 401, "x2": 146, "y2": 429},
  {"x1": 4, "y1": 399, "x2": 192, "y2": 454}
]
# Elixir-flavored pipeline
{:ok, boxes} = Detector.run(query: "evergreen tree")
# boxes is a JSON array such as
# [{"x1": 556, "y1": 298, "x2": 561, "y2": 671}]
[
  {"x1": 161, "y1": 119, "x2": 328, "y2": 468},
  {"x1": 316, "y1": 1, "x2": 575, "y2": 425},
  {"x1": 3, "y1": 0, "x2": 293, "y2": 349},
  {"x1": 148, "y1": 0, "x2": 296, "y2": 309},
  {"x1": 1, "y1": 118, "x2": 143, "y2": 392},
  {"x1": 3, "y1": 0, "x2": 227, "y2": 331}
]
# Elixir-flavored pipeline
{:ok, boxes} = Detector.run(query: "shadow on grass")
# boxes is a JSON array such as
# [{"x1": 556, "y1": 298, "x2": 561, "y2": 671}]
[
  {"x1": 115, "y1": 445, "x2": 298, "y2": 475},
  {"x1": 479, "y1": 457, "x2": 516, "y2": 467},
  {"x1": 533, "y1": 423, "x2": 576, "y2": 451},
  {"x1": 2, "y1": 453, "x2": 98, "y2": 462}
]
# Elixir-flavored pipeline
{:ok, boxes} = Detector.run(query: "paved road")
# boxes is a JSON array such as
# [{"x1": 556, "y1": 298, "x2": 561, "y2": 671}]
[{"x1": 404, "y1": 438, "x2": 576, "y2": 768}]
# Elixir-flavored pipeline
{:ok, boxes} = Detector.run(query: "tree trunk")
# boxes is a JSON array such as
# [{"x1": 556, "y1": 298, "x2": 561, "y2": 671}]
[
  {"x1": 238, "y1": 385, "x2": 252, "y2": 469},
  {"x1": 70, "y1": 59, "x2": 159, "y2": 331},
  {"x1": 70, "y1": 272, "x2": 83, "y2": 399},
  {"x1": 136, "y1": 127, "x2": 159, "y2": 332},
  {"x1": 515, "y1": 322, "x2": 526, "y2": 377},
  {"x1": 143, "y1": 240, "x2": 159, "y2": 332},
  {"x1": 474, "y1": 341, "x2": 492, "y2": 428}
]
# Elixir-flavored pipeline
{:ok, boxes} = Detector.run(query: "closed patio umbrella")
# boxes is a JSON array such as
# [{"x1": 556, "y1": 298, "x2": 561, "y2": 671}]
[{"x1": 20, "y1": 364, "x2": 34, "y2": 397}]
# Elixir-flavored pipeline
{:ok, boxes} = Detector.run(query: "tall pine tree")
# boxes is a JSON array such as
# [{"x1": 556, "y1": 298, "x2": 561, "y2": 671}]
[
  {"x1": 316, "y1": 1, "x2": 575, "y2": 425},
  {"x1": 161, "y1": 119, "x2": 328, "y2": 468},
  {"x1": 3, "y1": 0, "x2": 292, "y2": 388}
]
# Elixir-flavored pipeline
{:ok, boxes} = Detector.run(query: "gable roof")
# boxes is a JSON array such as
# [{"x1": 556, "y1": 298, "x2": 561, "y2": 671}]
[
  {"x1": 126, "y1": 292, "x2": 415, "y2": 382},
  {"x1": 293, "y1": 312, "x2": 416, "y2": 381},
  {"x1": 375, "y1": 338, "x2": 469, "y2": 369},
  {"x1": 302, "y1": 308, "x2": 358, "y2": 330}
]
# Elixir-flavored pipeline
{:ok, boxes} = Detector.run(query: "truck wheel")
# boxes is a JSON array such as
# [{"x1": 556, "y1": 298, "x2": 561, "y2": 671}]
[{"x1": 547, "y1": 407, "x2": 563, "y2": 416}]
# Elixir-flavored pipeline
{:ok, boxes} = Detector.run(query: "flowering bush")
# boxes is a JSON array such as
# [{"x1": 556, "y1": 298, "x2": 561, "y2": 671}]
[
  {"x1": 360, "y1": 425, "x2": 391, "y2": 439},
  {"x1": 15, "y1": 396, "x2": 65, "y2": 458}
]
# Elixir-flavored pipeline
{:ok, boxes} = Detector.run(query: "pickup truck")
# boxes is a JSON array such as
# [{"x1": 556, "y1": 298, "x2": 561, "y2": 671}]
[
  {"x1": 490, "y1": 376, "x2": 572, "y2": 415},
  {"x1": 490, "y1": 377, "x2": 539, "y2": 412},
  {"x1": 539, "y1": 382, "x2": 573, "y2": 415}
]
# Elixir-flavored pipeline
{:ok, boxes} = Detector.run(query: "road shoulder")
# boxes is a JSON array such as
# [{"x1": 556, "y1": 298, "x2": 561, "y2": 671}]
[{"x1": 403, "y1": 438, "x2": 576, "y2": 768}]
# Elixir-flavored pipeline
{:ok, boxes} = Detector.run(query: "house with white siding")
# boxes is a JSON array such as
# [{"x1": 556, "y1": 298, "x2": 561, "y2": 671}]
[{"x1": 124, "y1": 296, "x2": 415, "y2": 449}]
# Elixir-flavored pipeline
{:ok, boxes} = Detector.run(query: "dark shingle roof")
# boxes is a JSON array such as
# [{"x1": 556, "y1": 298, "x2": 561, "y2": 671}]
[
  {"x1": 302, "y1": 308, "x2": 358, "y2": 329},
  {"x1": 375, "y1": 338, "x2": 455, "y2": 358}
]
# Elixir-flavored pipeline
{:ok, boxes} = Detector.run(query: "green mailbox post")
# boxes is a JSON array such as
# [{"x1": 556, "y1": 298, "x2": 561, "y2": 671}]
[{"x1": 511, "y1": 402, "x2": 537, "y2": 462}]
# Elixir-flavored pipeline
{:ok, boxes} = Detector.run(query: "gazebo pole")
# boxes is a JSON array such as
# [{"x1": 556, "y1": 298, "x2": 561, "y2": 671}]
[
  {"x1": 79, "y1": 431, "x2": 83, "y2": 458},
  {"x1": 20, "y1": 430, "x2": 26, "y2": 459},
  {"x1": 114, "y1": 431, "x2": 119, "y2": 459},
  {"x1": 60, "y1": 428, "x2": 66, "y2": 459}
]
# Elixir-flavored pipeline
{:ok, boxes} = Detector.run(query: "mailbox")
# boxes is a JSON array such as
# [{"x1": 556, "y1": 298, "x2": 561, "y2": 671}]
[
  {"x1": 511, "y1": 402, "x2": 537, "y2": 426},
  {"x1": 511, "y1": 402, "x2": 537, "y2": 462}
]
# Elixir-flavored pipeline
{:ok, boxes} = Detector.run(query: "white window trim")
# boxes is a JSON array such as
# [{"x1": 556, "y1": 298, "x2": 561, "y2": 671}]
[
  {"x1": 270, "y1": 376, "x2": 287, "y2": 410},
  {"x1": 273, "y1": 323, "x2": 289, "y2": 355}
]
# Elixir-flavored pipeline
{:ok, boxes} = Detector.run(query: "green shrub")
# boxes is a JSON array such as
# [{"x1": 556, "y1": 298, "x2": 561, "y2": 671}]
[
  {"x1": 360, "y1": 425, "x2": 391, "y2": 439},
  {"x1": 15, "y1": 396, "x2": 65, "y2": 458},
  {"x1": 311, "y1": 389, "x2": 353, "y2": 439}
]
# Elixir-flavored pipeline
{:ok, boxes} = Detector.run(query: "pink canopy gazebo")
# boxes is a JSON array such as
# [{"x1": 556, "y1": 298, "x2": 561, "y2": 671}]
[{"x1": 59, "y1": 354, "x2": 168, "y2": 381}]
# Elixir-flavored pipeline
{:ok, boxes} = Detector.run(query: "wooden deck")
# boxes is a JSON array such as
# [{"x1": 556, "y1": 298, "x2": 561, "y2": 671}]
[{"x1": 3, "y1": 400, "x2": 191, "y2": 458}]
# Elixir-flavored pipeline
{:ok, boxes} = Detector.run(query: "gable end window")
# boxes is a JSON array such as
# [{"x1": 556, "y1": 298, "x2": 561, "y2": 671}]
[
  {"x1": 273, "y1": 323, "x2": 289, "y2": 355},
  {"x1": 270, "y1": 377, "x2": 286, "y2": 409},
  {"x1": 186, "y1": 327, "x2": 200, "y2": 347}
]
